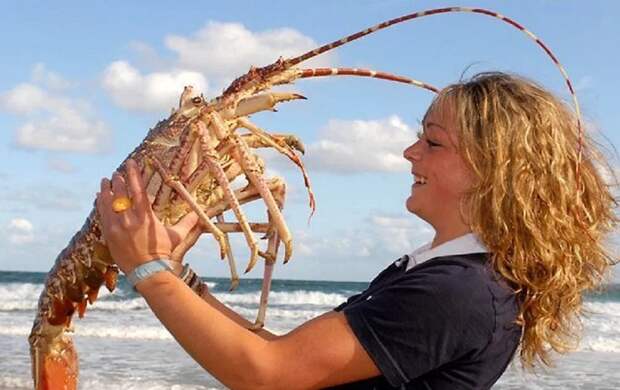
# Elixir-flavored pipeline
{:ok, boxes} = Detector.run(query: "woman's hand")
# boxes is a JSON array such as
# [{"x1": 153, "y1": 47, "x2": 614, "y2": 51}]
[{"x1": 95, "y1": 158, "x2": 198, "y2": 274}]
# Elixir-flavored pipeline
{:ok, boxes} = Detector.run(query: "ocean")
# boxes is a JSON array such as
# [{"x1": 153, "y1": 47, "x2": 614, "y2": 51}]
[{"x1": 0, "y1": 271, "x2": 618, "y2": 389}]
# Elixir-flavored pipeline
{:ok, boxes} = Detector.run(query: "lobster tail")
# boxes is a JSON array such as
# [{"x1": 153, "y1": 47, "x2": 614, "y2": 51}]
[{"x1": 30, "y1": 327, "x2": 78, "y2": 390}]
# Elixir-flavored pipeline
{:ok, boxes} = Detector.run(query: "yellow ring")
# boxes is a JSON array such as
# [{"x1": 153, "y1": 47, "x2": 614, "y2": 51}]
[{"x1": 112, "y1": 196, "x2": 132, "y2": 213}]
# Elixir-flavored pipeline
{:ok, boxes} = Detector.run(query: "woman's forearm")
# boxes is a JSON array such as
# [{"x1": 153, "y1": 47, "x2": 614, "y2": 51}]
[
  {"x1": 170, "y1": 262, "x2": 278, "y2": 340},
  {"x1": 136, "y1": 271, "x2": 275, "y2": 389},
  {"x1": 199, "y1": 284, "x2": 278, "y2": 340}
]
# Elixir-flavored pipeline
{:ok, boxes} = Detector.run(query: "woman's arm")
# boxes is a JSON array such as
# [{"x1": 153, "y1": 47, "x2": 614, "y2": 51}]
[
  {"x1": 96, "y1": 159, "x2": 380, "y2": 388},
  {"x1": 199, "y1": 285, "x2": 278, "y2": 340},
  {"x1": 166, "y1": 261, "x2": 278, "y2": 340},
  {"x1": 138, "y1": 271, "x2": 379, "y2": 390}
]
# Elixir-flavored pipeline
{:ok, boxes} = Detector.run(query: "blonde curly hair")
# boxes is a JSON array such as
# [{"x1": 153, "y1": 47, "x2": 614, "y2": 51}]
[{"x1": 426, "y1": 72, "x2": 618, "y2": 368}]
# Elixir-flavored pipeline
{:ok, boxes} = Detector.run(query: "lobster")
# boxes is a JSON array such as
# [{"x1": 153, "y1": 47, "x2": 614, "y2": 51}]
[{"x1": 28, "y1": 7, "x2": 582, "y2": 389}]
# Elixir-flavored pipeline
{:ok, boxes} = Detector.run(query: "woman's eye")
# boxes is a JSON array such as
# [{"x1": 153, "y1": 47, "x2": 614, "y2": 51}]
[{"x1": 416, "y1": 130, "x2": 440, "y2": 148}]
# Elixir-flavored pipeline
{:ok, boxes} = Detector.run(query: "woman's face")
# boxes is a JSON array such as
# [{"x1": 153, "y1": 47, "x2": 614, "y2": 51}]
[{"x1": 403, "y1": 102, "x2": 474, "y2": 229}]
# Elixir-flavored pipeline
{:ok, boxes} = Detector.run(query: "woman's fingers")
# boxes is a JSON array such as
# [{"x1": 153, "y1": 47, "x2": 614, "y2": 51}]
[
  {"x1": 111, "y1": 171, "x2": 136, "y2": 226},
  {"x1": 96, "y1": 178, "x2": 114, "y2": 230},
  {"x1": 99, "y1": 177, "x2": 113, "y2": 206},
  {"x1": 125, "y1": 159, "x2": 149, "y2": 220},
  {"x1": 111, "y1": 171, "x2": 129, "y2": 199},
  {"x1": 95, "y1": 163, "x2": 176, "y2": 272},
  {"x1": 170, "y1": 211, "x2": 200, "y2": 245}
]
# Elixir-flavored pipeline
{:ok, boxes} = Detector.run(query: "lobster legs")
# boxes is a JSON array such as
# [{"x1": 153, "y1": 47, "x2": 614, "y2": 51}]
[
  {"x1": 169, "y1": 175, "x2": 288, "y2": 328},
  {"x1": 142, "y1": 111, "x2": 292, "y2": 328},
  {"x1": 209, "y1": 112, "x2": 294, "y2": 263},
  {"x1": 198, "y1": 119, "x2": 261, "y2": 273}
]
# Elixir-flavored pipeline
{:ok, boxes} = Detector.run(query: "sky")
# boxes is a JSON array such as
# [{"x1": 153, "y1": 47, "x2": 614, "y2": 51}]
[{"x1": 0, "y1": 0, "x2": 619, "y2": 282}]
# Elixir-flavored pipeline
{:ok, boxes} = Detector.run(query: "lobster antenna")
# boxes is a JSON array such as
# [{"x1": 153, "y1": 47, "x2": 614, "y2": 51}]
[
  {"x1": 299, "y1": 67, "x2": 439, "y2": 93},
  {"x1": 287, "y1": 7, "x2": 584, "y2": 187}
]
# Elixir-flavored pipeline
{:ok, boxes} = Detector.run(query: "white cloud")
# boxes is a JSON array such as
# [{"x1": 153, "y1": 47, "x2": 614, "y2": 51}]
[
  {"x1": 14, "y1": 108, "x2": 110, "y2": 153},
  {"x1": 304, "y1": 115, "x2": 417, "y2": 173},
  {"x1": 292, "y1": 212, "x2": 433, "y2": 259},
  {"x1": 102, "y1": 21, "x2": 333, "y2": 112},
  {"x1": 166, "y1": 21, "x2": 331, "y2": 81},
  {"x1": 102, "y1": 61, "x2": 208, "y2": 112},
  {"x1": 9, "y1": 218, "x2": 32, "y2": 231},
  {"x1": 31, "y1": 63, "x2": 72, "y2": 90},
  {"x1": 368, "y1": 214, "x2": 434, "y2": 255},
  {"x1": 1, "y1": 83, "x2": 49, "y2": 114},
  {"x1": 1, "y1": 66, "x2": 111, "y2": 154},
  {"x1": 7, "y1": 218, "x2": 34, "y2": 245}
]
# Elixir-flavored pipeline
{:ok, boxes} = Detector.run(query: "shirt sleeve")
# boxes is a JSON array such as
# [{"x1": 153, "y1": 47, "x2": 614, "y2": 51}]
[
  {"x1": 340, "y1": 264, "x2": 493, "y2": 387},
  {"x1": 333, "y1": 292, "x2": 362, "y2": 312},
  {"x1": 333, "y1": 261, "x2": 401, "y2": 312}
]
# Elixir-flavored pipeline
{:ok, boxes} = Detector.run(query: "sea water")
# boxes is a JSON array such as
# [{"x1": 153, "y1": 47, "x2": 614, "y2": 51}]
[{"x1": 1, "y1": 271, "x2": 618, "y2": 389}]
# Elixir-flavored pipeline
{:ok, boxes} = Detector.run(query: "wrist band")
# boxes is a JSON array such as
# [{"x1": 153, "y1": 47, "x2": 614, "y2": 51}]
[
  {"x1": 127, "y1": 259, "x2": 207, "y2": 296},
  {"x1": 178, "y1": 263, "x2": 192, "y2": 281},
  {"x1": 126, "y1": 259, "x2": 174, "y2": 288},
  {"x1": 178, "y1": 263, "x2": 208, "y2": 296}
]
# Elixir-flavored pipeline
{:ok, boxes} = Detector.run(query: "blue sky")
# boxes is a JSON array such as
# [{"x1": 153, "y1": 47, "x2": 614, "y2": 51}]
[{"x1": 1, "y1": 1, "x2": 619, "y2": 282}]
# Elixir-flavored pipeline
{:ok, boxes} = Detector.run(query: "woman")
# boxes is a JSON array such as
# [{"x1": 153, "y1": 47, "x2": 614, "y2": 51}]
[{"x1": 96, "y1": 72, "x2": 617, "y2": 389}]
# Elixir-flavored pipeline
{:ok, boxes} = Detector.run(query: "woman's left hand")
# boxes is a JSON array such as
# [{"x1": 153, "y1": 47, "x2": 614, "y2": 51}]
[{"x1": 95, "y1": 158, "x2": 199, "y2": 274}]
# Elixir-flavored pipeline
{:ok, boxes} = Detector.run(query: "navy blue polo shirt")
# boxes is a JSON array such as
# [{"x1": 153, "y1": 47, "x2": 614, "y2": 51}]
[{"x1": 330, "y1": 253, "x2": 521, "y2": 389}]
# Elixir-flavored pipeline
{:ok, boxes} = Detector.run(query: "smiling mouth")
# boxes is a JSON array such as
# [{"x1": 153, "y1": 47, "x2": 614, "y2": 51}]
[{"x1": 413, "y1": 174, "x2": 428, "y2": 185}]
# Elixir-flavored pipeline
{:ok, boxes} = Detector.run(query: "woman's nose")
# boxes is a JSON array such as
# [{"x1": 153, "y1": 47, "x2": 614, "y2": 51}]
[{"x1": 403, "y1": 141, "x2": 421, "y2": 161}]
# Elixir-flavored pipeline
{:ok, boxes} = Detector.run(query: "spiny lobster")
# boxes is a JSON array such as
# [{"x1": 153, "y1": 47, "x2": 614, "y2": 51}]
[{"x1": 29, "y1": 7, "x2": 582, "y2": 389}]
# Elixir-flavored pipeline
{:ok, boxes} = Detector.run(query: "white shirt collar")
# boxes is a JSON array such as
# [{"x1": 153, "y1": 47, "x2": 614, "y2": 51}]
[{"x1": 402, "y1": 232, "x2": 488, "y2": 271}]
